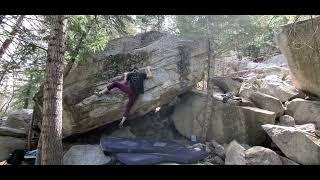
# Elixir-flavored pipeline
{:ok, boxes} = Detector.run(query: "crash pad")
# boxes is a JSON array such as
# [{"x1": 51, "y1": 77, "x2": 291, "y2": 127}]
[{"x1": 100, "y1": 136, "x2": 208, "y2": 164}]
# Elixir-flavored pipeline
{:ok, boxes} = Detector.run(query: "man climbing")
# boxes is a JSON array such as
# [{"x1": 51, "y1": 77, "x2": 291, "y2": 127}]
[{"x1": 97, "y1": 66, "x2": 153, "y2": 128}]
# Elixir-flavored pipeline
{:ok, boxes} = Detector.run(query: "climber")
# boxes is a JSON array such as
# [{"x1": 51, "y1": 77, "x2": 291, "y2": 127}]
[{"x1": 96, "y1": 66, "x2": 153, "y2": 128}]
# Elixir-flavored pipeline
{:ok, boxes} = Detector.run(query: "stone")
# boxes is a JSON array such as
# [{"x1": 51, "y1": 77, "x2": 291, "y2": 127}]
[
  {"x1": 262, "y1": 124, "x2": 320, "y2": 165},
  {"x1": 0, "y1": 136, "x2": 26, "y2": 161},
  {"x1": 240, "y1": 75, "x2": 301, "y2": 103},
  {"x1": 209, "y1": 140, "x2": 225, "y2": 159},
  {"x1": 240, "y1": 144, "x2": 251, "y2": 150},
  {"x1": 279, "y1": 115, "x2": 295, "y2": 127},
  {"x1": 211, "y1": 156, "x2": 224, "y2": 165},
  {"x1": 172, "y1": 90, "x2": 276, "y2": 145},
  {"x1": 285, "y1": 98, "x2": 320, "y2": 127},
  {"x1": 63, "y1": 145, "x2": 111, "y2": 165},
  {"x1": 276, "y1": 17, "x2": 320, "y2": 98},
  {"x1": 248, "y1": 91, "x2": 284, "y2": 118},
  {"x1": 315, "y1": 130, "x2": 320, "y2": 138},
  {"x1": 0, "y1": 126, "x2": 27, "y2": 138},
  {"x1": 245, "y1": 146, "x2": 282, "y2": 165},
  {"x1": 110, "y1": 126, "x2": 136, "y2": 138},
  {"x1": 212, "y1": 76, "x2": 243, "y2": 95},
  {"x1": 225, "y1": 140, "x2": 246, "y2": 165},
  {"x1": 279, "y1": 156, "x2": 299, "y2": 165},
  {"x1": 262, "y1": 54, "x2": 288, "y2": 67},
  {"x1": 33, "y1": 31, "x2": 208, "y2": 137},
  {"x1": 5, "y1": 109, "x2": 33, "y2": 129}
]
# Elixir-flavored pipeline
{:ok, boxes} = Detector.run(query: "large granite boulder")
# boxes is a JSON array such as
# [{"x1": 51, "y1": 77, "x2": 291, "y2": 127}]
[
  {"x1": 276, "y1": 17, "x2": 320, "y2": 98},
  {"x1": 225, "y1": 140, "x2": 246, "y2": 165},
  {"x1": 248, "y1": 91, "x2": 284, "y2": 118},
  {"x1": 239, "y1": 74, "x2": 301, "y2": 103},
  {"x1": 285, "y1": 98, "x2": 320, "y2": 127},
  {"x1": 0, "y1": 126, "x2": 27, "y2": 138},
  {"x1": 4, "y1": 109, "x2": 33, "y2": 130},
  {"x1": 171, "y1": 90, "x2": 276, "y2": 145},
  {"x1": 262, "y1": 124, "x2": 320, "y2": 165},
  {"x1": 63, "y1": 145, "x2": 111, "y2": 165},
  {"x1": 245, "y1": 146, "x2": 282, "y2": 165},
  {"x1": 33, "y1": 31, "x2": 208, "y2": 137},
  {"x1": 0, "y1": 136, "x2": 26, "y2": 161}
]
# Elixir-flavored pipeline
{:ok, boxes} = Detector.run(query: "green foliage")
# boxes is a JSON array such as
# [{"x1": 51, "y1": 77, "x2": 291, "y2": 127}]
[
  {"x1": 65, "y1": 15, "x2": 134, "y2": 64},
  {"x1": 172, "y1": 15, "x2": 309, "y2": 58},
  {"x1": 135, "y1": 15, "x2": 165, "y2": 32}
]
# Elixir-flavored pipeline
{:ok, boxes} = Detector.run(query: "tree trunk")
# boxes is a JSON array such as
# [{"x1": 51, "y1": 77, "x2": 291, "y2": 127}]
[
  {"x1": 0, "y1": 15, "x2": 25, "y2": 60},
  {"x1": 37, "y1": 15, "x2": 67, "y2": 165},
  {"x1": 200, "y1": 16, "x2": 215, "y2": 142}
]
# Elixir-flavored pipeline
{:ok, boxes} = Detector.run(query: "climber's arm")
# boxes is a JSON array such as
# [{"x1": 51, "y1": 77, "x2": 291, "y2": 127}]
[
  {"x1": 124, "y1": 72, "x2": 129, "y2": 83},
  {"x1": 146, "y1": 66, "x2": 153, "y2": 79}
]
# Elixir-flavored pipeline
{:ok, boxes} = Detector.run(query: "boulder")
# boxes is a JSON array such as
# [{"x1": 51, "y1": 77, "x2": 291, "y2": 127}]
[
  {"x1": 245, "y1": 146, "x2": 282, "y2": 165},
  {"x1": 262, "y1": 124, "x2": 320, "y2": 165},
  {"x1": 240, "y1": 144, "x2": 251, "y2": 150},
  {"x1": 276, "y1": 17, "x2": 320, "y2": 98},
  {"x1": 248, "y1": 91, "x2": 284, "y2": 118},
  {"x1": 0, "y1": 126, "x2": 27, "y2": 138},
  {"x1": 262, "y1": 54, "x2": 288, "y2": 67},
  {"x1": 32, "y1": 31, "x2": 208, "y2": 137},
  {"x1": 279, "y1": 156, "x2": 299, "y2": 165},
  {"x1": 225, "y1": 140, "x2": 246, "y2": 165},
  {"x1": 240, "y1": 75, "x2": 301, "y2": 103},
  {"x1": 285, "y1": 98, "x2": 320, "y2": 127},
  {"x1": 212, "y1": 76, "x2": 243, "y2": 95},
  {"x1": 209, "y1": 140, "x2": 225, "y2": 159},
  {"x1": 0, "y1": 136, "x2": 26, "y2": 161},
  {"x1": 5, "y1": 109, "x2": 33, "y2": 129},
  {"x1": 211, "y1": 156, "x2": 224, "y2": 165},
  {"x1": 172, "y1": 90, "x2": 276, "y2": 145},
  {"x1": 63, "y1": 145, "x2": 111, "y2": 165},
  {"x1": 279, "y1": 115, "x2": 295, "y2": 127}
]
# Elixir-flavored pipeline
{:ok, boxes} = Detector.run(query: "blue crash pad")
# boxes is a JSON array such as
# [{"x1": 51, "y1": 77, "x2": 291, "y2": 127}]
[
  {"x1": 116, "y1": 153, "x2": 164, "y2": 165},
  {"x1": 100, "y1": 136, "x2": 208, "y2": 164}
]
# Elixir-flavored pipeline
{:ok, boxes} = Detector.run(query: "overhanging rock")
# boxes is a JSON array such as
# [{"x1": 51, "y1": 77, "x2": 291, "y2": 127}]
[{"x1": 33, "y1": 31, "x2": 208, "y2": 137}]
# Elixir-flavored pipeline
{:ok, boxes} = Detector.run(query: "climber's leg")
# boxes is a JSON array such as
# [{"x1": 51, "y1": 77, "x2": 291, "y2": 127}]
[
  {"x1": 119, "y1": 93, "x2": 138, "y2": 128},
  {"x1": 99, "y1": 81, "x2": 130, "y2": 95}
]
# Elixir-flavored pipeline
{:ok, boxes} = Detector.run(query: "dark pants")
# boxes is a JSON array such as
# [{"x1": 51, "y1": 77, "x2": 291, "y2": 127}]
[{"x1": 107, "y1": 81, "x2": 138, "y2": 118}]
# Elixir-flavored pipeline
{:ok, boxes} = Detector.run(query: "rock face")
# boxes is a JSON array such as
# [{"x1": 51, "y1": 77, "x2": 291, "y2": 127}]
[
  {"x1": 0, "y1": 136, "x2": 26, "y2": 161},
  {"x1": 245, "y1": 146, "x2": 282, "y2": 165},
  {"x1": 248, "y1": 91, "x2": 284, "y2": 118},
  {"x1": 285, "y1": 98, "x2": 320, "y2": 127},
  {"x1": 33, "y1": 31, "x2": 208, "y2": 137},
  {"x1": 279, "y1": 156, "x2": 299, "y2": 165},
  {"x1": 225, "y1": 140, "x2": 246, "y2": 165},
  {"x1": 63, "y1": 145, "x2": 111, "y2": 165},
  {"x1": 172, "y1": 90, "x2": 276, "y2": 145},
  {"x1": 262, "y1": 124, "x2": 320, "y2": 165},
  {"x1": 4, "y1": 109, "x2": 33, "y2": 129},
  {"x1": 0, "y1": 127, "x2": 27, "y2": 138},
  {"x1": 279, "y1": 115, "x2": 295, "y2": 127},
  {"x1": 209, "y1": 140, "x2": 225, "y2": 160},
  {"x1": 276, "y1": 17, "x2": 320, "y2": 98},
  {"x1": 239, "y1": 74, "x2": 301, "y2": 103},
  {"x1": 212, "y1": 76, "x2": 243, "y2": 95}
]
